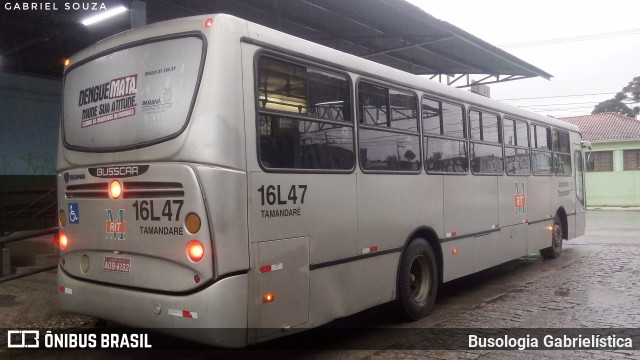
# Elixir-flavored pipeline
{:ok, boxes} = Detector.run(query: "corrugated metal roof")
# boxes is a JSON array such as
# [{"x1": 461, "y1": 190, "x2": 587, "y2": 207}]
[
  {"x1": 560, "y1": 113, "x2": 640, "y2": 142},
  {"x1": 0, "y1": 0, "x2": 552, "y2": 85}
]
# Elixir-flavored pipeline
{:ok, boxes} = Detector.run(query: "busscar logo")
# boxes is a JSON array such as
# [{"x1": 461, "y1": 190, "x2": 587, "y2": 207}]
[
  {"x1": 106, "y1": 209, "x2": 126, "y2": 240},
  {"x1": 88, "y1": 165, "x2": 149, "y2": 178},
  {"x1": 7, "y1": 330, "x2": 39, "y2": 348}
]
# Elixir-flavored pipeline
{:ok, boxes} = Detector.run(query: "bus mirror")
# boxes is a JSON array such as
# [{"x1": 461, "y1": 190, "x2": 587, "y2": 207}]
[
  {"x1": 586, "y1": 152, "x2": 594, "y2": 171},
  {"x1": 581, "y1": 140, "x2": 592, "y2": 150}
]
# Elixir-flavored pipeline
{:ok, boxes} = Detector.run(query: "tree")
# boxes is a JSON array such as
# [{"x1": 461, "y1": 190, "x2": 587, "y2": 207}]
[
  {"x1": 592, "y1": 76, "x2": 640, "y2": 117},
  {"x1": 592, "y1": 99, "x2": 638, "y2": 117},
  {"x1": 622, "y1": 76, "x2": 640, "y2": 102}
]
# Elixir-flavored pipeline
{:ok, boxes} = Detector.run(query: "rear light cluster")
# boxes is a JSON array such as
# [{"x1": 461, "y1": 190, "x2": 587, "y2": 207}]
[
  {"x1": 109, "y1": 180, "x2": 122, "y2": 199},
  {"x1": 59, "y1": 177, "x2": 208, "y2": 265},
  {"x1": 187, "y1": 240, "x2": 204, "y2": 262},
  {"x1": 58, "y1": 232, "x2": 68, "y2": 250}
]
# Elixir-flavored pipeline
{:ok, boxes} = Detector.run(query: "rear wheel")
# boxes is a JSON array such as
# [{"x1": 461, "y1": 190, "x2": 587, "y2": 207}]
[
  {"x1": 540, "y1": 215, "x2": 563, "y2": 259},
  {"x1": 397, "y1": 238, "x2": 438, "y2": 320}
]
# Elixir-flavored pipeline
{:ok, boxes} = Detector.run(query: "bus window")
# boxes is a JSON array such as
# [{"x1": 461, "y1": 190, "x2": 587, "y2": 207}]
[
  {"x1": 504, "y1": 118, "x2": 530, "y2": 175},
  {"x1": 422, "y1": 96, "x2": 467, "y2": 174},
  {"x1": 358, "y1": 82, "x2": 420, "y2": 172},
  {"x1": 531, "y1": 124, "x2": 552, "y2": 175},
  {"x1": 553, "y1": 130, "x2": 572, "y2": 176},
  {"x1": 62, "y1": 36, "x2": 204, "y2": 151},
  {"x1": 471, "y1": 143, "x2": 503, "y2": 174},
  {"x1": 425, "y1": 137, "x2": 468, "y2": 173},
  {"x1": 470, "y1": 109, "x2": 503, "y2": 174},
  {"x1": 257, "y1": 56, "x2": 354, "y2": 171},
  {"x1": 422, "y1": 98, "x2": 465, "y2": 138}
]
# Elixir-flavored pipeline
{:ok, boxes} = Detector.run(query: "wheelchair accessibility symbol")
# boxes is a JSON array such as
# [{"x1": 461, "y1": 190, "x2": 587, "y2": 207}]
[{"x1": 69, "y1": 203, "x2": 80, "y2": 224}]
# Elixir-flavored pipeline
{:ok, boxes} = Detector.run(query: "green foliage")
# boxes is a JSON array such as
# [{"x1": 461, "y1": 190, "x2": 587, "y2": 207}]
[
  {"x1": 592, "y1": 99, "x2": 638, "y2": 117},
  {"x1": 622, "y1": 76, "x2": 640, "y2": 101},
  {"x1": 593, "y1": 76, "x2": 640, "y2": 117}
]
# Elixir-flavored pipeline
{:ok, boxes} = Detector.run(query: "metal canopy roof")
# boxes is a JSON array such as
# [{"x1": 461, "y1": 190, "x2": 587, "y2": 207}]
[{"x1": 0, "y1": 0, "x2": 552, "y2": 86}]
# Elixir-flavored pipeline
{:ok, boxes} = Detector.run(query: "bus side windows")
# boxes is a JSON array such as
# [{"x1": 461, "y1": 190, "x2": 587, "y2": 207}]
[
  {"x1": 256, "y1": 56, "x2": 355, "y2": 171},
  {"x1": 469, "y1": 109, "x2": 503, "y2": 175},
  {"x1": 422, "y1": 96, "x2": 468, "y2": 174},
  {"x1": 531, "y1": 124, "x2": 552, "y2": 175},
  {"x1": 425, "y1": 137, "x2": 468, "y2": 173},
  {"x1": 553, "y1": 130, "x2": 572, "y2": 176},
  {"x1": 504, "y1": 118, "x2": 531, "y2": 176},
  {"x1": 357, "y1": 82, "x2": 421, "y2": 172}
]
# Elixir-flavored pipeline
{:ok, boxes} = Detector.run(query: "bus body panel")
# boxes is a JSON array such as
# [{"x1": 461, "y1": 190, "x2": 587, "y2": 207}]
[
  {"x1": 356, "y1": 174, "x2": 429, "y2": 254},
  {"x1": 307, "y1": 251, "x2": 400, "y2": 328},
  {"x1": 195, "y1": 166, "x2": 249, "y2": 276},
  {"x1": 441, "y1": 237, "x2": 474, "y2": 282},
  {"x1": 58, "y1": 14, "x2": 248, "y2": 172},
  {"x1": 58, "y1": 163, "x2": 214, "y2": 291},
  {"x1": 58, "y1": 271, "x2": 249, "y2": 347},
  {"x1": 255, "y1": 236, "x2": 309, "y2": 338},
  {"x1": 443, "y1": 175, "x2": 499, "y2": 238}
]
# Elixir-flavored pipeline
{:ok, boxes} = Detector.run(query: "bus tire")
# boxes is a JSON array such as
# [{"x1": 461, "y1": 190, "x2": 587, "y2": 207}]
[
  {"x1": 397, "y1": 238, "x2": 438, "y2": 321},
  {"x1": 540, "y1": 215, "x2": 563, "y2": 259}
]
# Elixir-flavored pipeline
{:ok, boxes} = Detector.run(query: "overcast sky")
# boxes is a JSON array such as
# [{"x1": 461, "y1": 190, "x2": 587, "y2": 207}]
[{"x1": 407, "y1": 0, "x2": 640, "y2": 118}]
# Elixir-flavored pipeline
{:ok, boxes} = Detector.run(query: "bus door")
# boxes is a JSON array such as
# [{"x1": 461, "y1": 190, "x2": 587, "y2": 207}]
[{"x1": 574, "y1": 149, "x2": 586, "y2": 237}]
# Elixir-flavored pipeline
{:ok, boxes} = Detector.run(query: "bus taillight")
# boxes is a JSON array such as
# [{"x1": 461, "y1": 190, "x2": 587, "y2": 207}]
[
  {"x1": 187, "y1": 240, "x2": 204, "y2": 262},
  {"x1": 204, "y1": 18, "x2": 213, "y2": 28},
  {"x1": 109, "y1": 180, "x2": 122, "y2": 199},
  {"x1": 59, "y1": 232, "x2": 68, "y2": 250}
]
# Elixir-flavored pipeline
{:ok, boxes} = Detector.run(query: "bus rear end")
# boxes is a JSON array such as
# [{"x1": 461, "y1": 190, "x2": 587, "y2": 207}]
[{"x1": 56, "y1": 15, "x2": 249, "y2": 347}]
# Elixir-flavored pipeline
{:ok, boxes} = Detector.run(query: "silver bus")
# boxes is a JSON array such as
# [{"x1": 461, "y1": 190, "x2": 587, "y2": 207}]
[{"x1": 57, "y1": 14, "x2": 587, "y2": 347}]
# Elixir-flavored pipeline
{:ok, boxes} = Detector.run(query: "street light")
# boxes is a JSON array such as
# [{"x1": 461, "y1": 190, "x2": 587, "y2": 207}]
[{"x1": 81, "y1": 5, "x2": 128, "y2": 26}]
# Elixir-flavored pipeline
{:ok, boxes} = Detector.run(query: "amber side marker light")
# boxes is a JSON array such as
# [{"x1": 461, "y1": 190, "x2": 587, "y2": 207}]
[
  {"x1": 185, "y1": 213, "x2": 201, "y2": 234},
  {"x1": 59, "y1": 232, "x2": 68, "y2": 250},
  {"x1": 110, "y1": 180, "x2": 122, "y2": 199},
  {"x1": 187, "y1": 240, "x2": 204, "y2": 262},
  {"x1": 59, "y1": 210, "x2": 67, "y2": 227},
  {"x1": 64, "y1": 58, "x2": 70, "y2": 66},
  {"x1": 263, "y1": 293, "x2": 275, "y2": 303}
]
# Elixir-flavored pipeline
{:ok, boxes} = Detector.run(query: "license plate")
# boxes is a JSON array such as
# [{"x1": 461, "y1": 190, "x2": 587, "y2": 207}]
[{"x1": 103, "y1": 256, "x2": 131, "y2": 273}]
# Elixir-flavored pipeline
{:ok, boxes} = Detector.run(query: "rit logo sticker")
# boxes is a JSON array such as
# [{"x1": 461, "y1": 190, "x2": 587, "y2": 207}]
[
  {"x1": 106, "y1": 209, "x2": 126, "y2": 240},
  {"x1": 514, "y1": 182, "x2": 526, "y2": 215}
]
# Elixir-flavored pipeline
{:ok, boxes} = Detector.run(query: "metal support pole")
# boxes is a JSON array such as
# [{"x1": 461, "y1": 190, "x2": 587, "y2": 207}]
[{"x1": 131, "y1": 1, "x2": 146, "y2": 29}]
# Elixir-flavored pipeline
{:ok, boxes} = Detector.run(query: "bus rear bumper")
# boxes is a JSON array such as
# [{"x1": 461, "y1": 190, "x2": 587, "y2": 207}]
[{"x1": 58, "y1": 269, "x2": 249, "y2": 348}]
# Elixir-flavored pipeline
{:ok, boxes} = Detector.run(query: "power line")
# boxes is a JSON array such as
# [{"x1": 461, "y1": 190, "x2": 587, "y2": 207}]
[
  {"x1": 498, "y1": 28, "x2": 640, "y2": 48},
  {"x1": 496, "y1": 92, "x2": 616, "y2": 101},
  {"x1": 518, "y1": 101, "x2": 600, "y2": 108}
]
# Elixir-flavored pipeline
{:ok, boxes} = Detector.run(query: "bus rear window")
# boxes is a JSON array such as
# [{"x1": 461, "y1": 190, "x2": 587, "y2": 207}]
[{"x1": 62, "y1": 36, "x2": 204, "y2": 151}]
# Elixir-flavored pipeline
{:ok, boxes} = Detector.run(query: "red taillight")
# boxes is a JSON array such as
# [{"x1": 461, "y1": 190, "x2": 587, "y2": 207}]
[
  {"x1": 109, "y1": 180, "x2": 122, "y2": 199},
  {"x1": 59, "y1": 232, "x2": 68, "y2": 250},
  {"x1": 187, "y1": 240, "x2": 204, "y2": 262},
  {"x1": 204, "y1": 18, "x2": 213, "y2": 28}
]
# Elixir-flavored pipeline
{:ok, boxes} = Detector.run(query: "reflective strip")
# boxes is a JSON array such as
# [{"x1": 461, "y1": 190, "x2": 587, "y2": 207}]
[
  {"x1": 491, "y1": 224, "x2": 499, "y2": 230},
  {"x1": 361, "y1": 246, "x2": 378, "y2": 254},
  {"x1": 446, "y1": 232, "x2": 457, "y2": 238},
  {"x1": 259, "y1": 263, "x2": 283, "y2": 273},
  {"x1": 58, "y1": 286, "x2": 72, "y2": 295},
  {"x1": 168, "y1": 308, "x2": 198, "y2": 319}
]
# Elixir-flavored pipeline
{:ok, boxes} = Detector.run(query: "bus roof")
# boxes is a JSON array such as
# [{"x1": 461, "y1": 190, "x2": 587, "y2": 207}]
[{"x1": 66, "y1": 13, "x2": 579, "y2": 134}]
